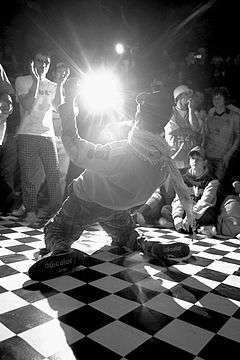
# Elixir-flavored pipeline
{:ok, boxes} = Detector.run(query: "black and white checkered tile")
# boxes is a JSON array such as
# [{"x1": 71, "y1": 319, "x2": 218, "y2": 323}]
[{"x1": 0, "y1": 216, "x2": 240, "y2": 359}]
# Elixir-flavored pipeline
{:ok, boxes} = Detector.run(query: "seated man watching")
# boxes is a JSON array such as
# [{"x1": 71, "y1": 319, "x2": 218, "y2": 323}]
[{"x1": 172, "y1": 146, "x2": 220, "y2": 237}]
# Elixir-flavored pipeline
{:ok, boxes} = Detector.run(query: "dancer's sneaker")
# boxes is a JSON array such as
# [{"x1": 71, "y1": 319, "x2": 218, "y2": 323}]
[
  {"x1": 122, "y1": 230, "x2": 191, "y2": 262},
  {"x1": 141, "y1": 239, "x2": 191, "y2": 261},
  {"x1": 28, "y1": 249, "x2": 86, "y2": 281},
  {"x1": 197, "y1": 225, "x2": 217, "y2": 238},
  {"x1": 157, "y1": 217, "x2": 174, "y2": 229}
]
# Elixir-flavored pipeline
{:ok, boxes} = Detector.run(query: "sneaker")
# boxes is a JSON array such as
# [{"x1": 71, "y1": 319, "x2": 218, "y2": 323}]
[
  {"x1": 22, "y1": 211, "x2": 38, "y2": 226},
  {"x1": 28, "y1": 249, "x2": 87, "y2": 281},
  {"x1": 141, "y1": 239, "x2": 191, "y2": 261},
  {"x1": 157, "y1": 217, "x2": 174, "y2": 228},
  {"x1": 197, "y1": 225, "x2": 217, "y2": 238},
  {"x1": 121, "y1": 230, "x2": 191, "y2": 262},
  {"x1": 10, "y1": 204, "x2": 26, "y2": 217}
]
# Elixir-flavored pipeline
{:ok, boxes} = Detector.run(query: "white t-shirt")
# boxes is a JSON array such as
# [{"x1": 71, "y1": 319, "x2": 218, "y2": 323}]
[{"x1": 15, "y1": 75, "x2": 57, "y2": 137}]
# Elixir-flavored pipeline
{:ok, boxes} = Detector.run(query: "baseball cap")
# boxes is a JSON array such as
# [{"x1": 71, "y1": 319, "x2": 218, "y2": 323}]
[
  {"x1": 188, "y1": 146, "x2": 205, "y2": 158},
  {"x1": 173, "y1": 85, "x2": 193, "y2": 100}
]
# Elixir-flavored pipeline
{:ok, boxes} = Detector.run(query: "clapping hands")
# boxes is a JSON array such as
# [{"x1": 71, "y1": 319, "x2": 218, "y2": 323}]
[
  {"x1": 56, "y1": 67, "x2": 70, "y2": 86},
  {"x1": 30, "y1": 61, "x2": 40, "y2": 81}
]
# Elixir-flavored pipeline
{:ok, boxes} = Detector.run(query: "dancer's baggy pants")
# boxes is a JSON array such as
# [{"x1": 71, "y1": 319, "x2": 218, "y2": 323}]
[{"x1": 44, "y1": 186, "x2": 140, "y2": 253}]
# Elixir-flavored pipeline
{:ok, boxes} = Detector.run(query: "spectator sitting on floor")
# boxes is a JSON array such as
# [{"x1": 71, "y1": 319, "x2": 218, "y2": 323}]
[
  {"x1": 217, "y1": 179, "x2": 240, "y2": 239},
  {"x1": 134, "y1": 145, "x2": 220, "y2": 236},
  {"x1": 171, "y1": 146, "x2": 220, "y2": 237}
]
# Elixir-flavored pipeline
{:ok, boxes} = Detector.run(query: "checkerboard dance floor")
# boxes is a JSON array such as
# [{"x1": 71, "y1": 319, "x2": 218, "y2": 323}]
[{"x1": 0, "y1": 216, "x2": 240, "y2": 359}]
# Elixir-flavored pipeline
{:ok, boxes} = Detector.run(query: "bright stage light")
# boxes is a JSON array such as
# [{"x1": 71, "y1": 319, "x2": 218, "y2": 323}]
[
  {"x1": 80, "y1": 69, "x2": 123, "y2": 114},
  {"x1": 115, "y1": 43, "x2": 125, "y2": 55}
]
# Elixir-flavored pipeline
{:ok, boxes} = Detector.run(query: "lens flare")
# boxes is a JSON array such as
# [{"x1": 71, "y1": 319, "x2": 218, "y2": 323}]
[{"x1": 80, "y1": 69, "x2": 123, "y2": 114}]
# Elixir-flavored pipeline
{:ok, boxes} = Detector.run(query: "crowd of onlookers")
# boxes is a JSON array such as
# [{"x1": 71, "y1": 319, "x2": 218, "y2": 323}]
[{"x1": 1, "y1": 44, "x2": 240, "y2": 238}]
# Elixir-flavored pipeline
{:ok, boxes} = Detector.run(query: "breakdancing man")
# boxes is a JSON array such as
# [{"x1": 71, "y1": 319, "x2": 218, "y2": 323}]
[{"x1": 28, "y1": 80, "x2": 194, "y2": 281}]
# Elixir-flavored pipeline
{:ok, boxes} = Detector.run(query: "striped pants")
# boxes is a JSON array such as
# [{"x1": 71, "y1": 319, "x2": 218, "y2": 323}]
[{"x1": 17, "y1": 134, "x2": 62, "y2": 213}]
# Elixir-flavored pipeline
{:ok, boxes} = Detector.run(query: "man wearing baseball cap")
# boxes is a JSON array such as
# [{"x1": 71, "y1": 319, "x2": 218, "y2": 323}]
[
  {"x1": 164, "y1": 85, "x2": 202, "y2": 170},
  {"x1": 172, "y1": 145, "x2": 220, "y2": 236}
]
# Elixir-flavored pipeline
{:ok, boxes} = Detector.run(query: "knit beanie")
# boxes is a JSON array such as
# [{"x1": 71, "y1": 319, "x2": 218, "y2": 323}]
[{"x1": 135, "y1": 88, "x2": 172, "y2": 133}]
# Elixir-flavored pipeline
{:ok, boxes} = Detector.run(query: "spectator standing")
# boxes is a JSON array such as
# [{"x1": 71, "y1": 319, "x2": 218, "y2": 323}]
[
  {"x1": 38, "y1": 62, "x2": 71, "y2": 204},
  {"x1": 203, "y1": 87, "x2": 240, "y2": 182},
  {"x1": 164, "y1": 85, "x2": 202, "y2": 170},
  {"x1": 0, "y1": 63, "x2": 14, "y2": 214},
  {"x1": 52, "y1": 62, "x2": 70, "y2": 196},
  {"x1": 15, "y1": 51, "x2": 68, "y2": 226},
  {"x1": 210, "y1": 56, "x2": 226, "y2": 88}
]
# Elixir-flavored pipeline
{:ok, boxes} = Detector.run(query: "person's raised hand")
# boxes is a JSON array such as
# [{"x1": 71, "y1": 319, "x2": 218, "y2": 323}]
[
  {"x1": 56, "y1": 67, "x2": 70, "y2": 86},
  {"x1": 187, "y1": 97, "x2": 194, "y2": 110},
  {"x1": 30, "y1": 61, "x2": 40, "y2": 81}
]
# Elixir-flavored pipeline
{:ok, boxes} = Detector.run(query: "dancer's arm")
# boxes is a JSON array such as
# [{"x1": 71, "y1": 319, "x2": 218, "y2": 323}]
[{"x1": 59, "y1": 93, "x2": 124, "y2": 174}]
